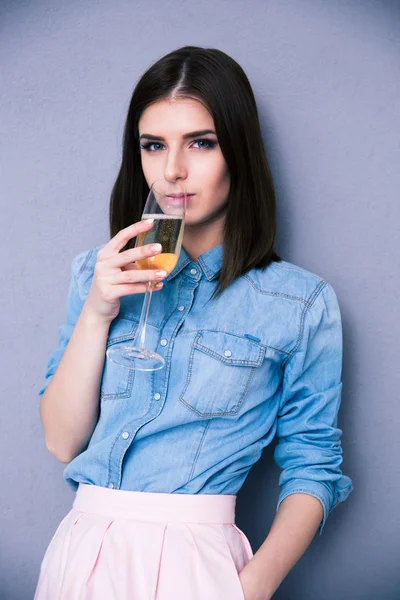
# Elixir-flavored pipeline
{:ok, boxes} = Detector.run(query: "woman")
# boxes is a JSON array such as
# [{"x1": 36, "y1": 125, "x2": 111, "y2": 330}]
[{"x1": 35, "y1": 46, "x2": 353, "y2": 599}]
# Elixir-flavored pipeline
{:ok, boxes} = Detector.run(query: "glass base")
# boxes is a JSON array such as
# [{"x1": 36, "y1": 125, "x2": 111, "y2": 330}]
[{"x1": 106, "y1": 345, "x2": 165, "y2": 371}]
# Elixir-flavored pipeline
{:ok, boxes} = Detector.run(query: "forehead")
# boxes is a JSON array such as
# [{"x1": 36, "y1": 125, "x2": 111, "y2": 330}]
[{"x1": 138, "y1": 98, "x2": 215, "y2": 135}]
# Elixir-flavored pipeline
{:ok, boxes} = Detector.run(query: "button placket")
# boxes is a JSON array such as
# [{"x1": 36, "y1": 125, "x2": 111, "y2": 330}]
[{"x1": 108, "y1": 422, "x2": 142, "y2": 490}]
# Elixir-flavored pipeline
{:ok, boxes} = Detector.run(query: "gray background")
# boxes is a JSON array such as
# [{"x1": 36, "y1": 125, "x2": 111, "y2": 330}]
[{"x1": 1, "y1": 0, "x2": 399, "y2": 598}]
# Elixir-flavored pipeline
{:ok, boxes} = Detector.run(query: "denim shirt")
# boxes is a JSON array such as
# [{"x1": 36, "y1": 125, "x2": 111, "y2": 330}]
[{"x1": 38, "y1": 242, "x2": 353, "y2": 535}]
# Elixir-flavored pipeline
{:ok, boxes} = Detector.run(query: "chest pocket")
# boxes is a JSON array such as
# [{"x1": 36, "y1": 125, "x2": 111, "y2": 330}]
[
  {"x1": 179, "y1": 331, "x2": 265, "y2": 417},
  {"x1": 100, "y1": 317, "x2": 138, "y2": 401}
]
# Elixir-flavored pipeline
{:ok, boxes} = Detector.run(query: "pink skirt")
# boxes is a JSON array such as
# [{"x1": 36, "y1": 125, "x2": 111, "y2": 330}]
[{"x1": 34, "y1": 483, "x2": 254, "y2": 599}]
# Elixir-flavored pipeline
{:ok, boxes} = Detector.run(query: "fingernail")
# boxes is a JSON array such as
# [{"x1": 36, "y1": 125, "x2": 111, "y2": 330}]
[
  {"x1": 152, "y1": 244, "x2": 162, "y2": 251},
  {"x1": 156, "y1": 270, "x2": 167, "y2": 276},
  {"x1": 146, "y1": 218, "x2": 154, "y2": 223}
]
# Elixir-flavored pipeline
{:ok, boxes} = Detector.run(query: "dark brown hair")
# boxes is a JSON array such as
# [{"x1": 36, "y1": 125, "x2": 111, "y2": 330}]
[{"x1": 109, "y1": 45, "x2": 281, "y2": 298}]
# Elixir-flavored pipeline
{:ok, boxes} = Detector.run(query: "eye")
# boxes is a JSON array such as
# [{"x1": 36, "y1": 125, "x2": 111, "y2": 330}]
[
  {"x1": 139, "y1": 138, "x2": 217, "y2": 152},
  {"x1": 192, "y1": 138, "x2": 217, "y2": 149},
  {"x1": 140, "y1": 142, "x2": 165, "y2": 152}
]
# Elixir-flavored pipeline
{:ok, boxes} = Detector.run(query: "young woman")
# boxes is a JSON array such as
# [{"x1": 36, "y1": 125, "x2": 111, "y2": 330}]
[{"x1": 35, "y1": 46, "x2": 353, "y2": 600}]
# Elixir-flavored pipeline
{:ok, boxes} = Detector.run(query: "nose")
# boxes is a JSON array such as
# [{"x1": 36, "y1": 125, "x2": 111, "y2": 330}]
[{"x1": 164, "y1": 147, "x2": 187, "y2": 183}]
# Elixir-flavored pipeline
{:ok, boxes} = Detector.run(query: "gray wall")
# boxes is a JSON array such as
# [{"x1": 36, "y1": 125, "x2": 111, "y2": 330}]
[{"x1": 1, "y1": 1, "x2": 399, "y2": 598}]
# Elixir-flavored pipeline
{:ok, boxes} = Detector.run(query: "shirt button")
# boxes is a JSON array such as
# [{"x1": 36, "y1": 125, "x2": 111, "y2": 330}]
[
  {"x1": 224, "y1": 350, "x2": 232, "y2": 357},
  {"x1": 160, "y1": 339, "x2": 168, "y2": 346},
  {"x1": 178, "y1": 305, "x2": 185, "y2": 311},
  {"x1": 121, "y1": 431, "x2": 129, "y2": 439},
  {"x1": 190, "y1": 268, "x2": 197, "y2": 275},
  {"x1": 108, "y1": 483, "x2": 114, "y2": 489},
  {"x1": 154, "y1": 393, "x2": 161, "y2": 400}
]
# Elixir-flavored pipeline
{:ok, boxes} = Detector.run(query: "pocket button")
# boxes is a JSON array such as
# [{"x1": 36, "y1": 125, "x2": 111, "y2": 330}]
[{"x1": 224, "y1": 350, "x2": 232, "y2": 357}]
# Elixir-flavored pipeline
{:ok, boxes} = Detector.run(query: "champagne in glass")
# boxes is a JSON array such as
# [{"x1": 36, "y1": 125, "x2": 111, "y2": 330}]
[
  {"x1": 106, "y1": 180, "x2": 186, "y2": 371},
  {"x1": 135, "y1": 214, "x2": 185, "y2": 276}
]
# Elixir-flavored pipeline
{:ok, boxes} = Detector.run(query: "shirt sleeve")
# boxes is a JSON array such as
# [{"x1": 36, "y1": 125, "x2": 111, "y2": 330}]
[
  {"x1": 37, "y1": 249, "x2": 91, "y2": 406},
  {"x1": 273, "y1": 281, "x2": 353, "y2": 535}
]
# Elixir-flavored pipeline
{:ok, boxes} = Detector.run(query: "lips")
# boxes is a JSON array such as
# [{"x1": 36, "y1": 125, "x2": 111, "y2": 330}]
[{"x1": 166, "y1": 193, "x2": 194, "y2": 208}]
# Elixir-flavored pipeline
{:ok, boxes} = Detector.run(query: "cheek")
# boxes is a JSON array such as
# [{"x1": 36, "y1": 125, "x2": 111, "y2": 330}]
[
  {"x1": 196, "y1": 154, "x2": 230, "y2": 191},
  {"x1": 213, "y1": 160, "x2": 230, "y2": 199},
  {"x1": 140, "y1": 155, "x2": 150, "y2": 179},
  {"x1": 140, "y1": 154, "x2": 161, "y2": 185}
]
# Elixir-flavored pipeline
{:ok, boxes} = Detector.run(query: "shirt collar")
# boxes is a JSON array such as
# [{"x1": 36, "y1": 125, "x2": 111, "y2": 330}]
[{"x1": 166, "y1": 243, "x2": 223, "y2": 282}]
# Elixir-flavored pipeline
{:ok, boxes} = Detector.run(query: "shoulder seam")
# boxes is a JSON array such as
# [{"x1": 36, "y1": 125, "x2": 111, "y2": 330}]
[
  {"x1": 77, "y1": 248, "x2": 95, "y2": 278},
  {"x1": 272, "y1": 260, "x2": 324, "y2": 281},
  {"x1": 71, "y1": 248, "x2": 97, "y2": 300},
  {"x1": 243, "y1": 273, "x2": 325, "y2": 308},
  {"x1": 281, "y1": 280, "x2": 328, "y2": 368}
]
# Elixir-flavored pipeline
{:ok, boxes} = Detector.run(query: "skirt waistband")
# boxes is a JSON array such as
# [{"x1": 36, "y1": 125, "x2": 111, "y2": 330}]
[{"x1": 73, "y1": 483, "x2": 237, "y2": 524}]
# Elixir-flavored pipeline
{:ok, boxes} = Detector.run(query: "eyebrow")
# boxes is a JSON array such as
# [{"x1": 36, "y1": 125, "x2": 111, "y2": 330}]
[{"x1": 139, "y1": 129, "x2": 216, "y2": 141}]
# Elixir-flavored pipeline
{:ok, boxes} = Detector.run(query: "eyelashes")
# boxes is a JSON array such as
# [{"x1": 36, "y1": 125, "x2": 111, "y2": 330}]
[{"x1": 140, "y1": 138, "x2": 217, "y2": 153}]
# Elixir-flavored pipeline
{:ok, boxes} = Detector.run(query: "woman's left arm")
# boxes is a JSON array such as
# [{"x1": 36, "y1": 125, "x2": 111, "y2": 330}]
[
  {"x1": 239, "y1": 492, "x2": 323, "y2": 599},
  {"x1": 240, "y1": 281, "x2": 353, "y2": 600}
]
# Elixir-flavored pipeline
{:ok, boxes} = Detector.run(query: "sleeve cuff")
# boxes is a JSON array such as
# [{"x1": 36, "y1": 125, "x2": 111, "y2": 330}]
[{"x1": 276, "y1": 477, "x2": 353, "y2": 536}]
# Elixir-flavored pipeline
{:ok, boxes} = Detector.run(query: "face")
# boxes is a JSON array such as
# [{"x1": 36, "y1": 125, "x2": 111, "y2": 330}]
[{"x1": 138, "y1": 97, "x2": 230, "y2": 227}]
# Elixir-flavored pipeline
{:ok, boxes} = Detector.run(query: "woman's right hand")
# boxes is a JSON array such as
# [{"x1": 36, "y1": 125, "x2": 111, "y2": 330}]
[{"x1": 84, "y1": 219, "x2": 167, "y2": 323}]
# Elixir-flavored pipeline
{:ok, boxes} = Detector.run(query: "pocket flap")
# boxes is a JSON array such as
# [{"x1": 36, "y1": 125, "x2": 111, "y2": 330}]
[
  {"x1": 106, "y1": 317, "x2": 138, "y2": 347},
  {"x1": 193, "y1": 331, "x2": 265, "y2": 367}
]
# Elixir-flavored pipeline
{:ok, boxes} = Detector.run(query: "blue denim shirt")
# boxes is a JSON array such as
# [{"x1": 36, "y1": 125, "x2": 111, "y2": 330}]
[{"x1": 38, "y1": 243, "x2": 353, "y2": 535}]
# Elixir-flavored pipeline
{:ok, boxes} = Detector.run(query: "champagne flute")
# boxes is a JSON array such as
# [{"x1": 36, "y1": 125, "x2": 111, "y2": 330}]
[{"x1": 106, "y1": 179, "x2": 186, "y2": 371}]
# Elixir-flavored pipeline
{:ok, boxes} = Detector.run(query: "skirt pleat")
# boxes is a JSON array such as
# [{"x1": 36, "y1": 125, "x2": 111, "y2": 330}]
[{"x1": 34, "y1": 484, "x2": 254, "y2": 600}]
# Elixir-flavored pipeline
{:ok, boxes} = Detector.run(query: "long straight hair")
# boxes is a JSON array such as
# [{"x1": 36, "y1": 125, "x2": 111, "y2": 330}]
[{"x1": 110, "y1": 46, "x2": 281, "y2": 298}]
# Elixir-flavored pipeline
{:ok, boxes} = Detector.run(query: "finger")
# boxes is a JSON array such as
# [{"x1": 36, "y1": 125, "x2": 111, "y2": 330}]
[
  {"x1": 114, "y1": 282, "x2": 163, "y2": 296},
  {"x1": 99, "y1": 219, "x2": 155, "y2": 260},
  {"x1": 114, "y1": 268, "x2": 167, "y2": 285},
  {"x1": 109, "y1": 242, "x2": 162, "y2": 270}
]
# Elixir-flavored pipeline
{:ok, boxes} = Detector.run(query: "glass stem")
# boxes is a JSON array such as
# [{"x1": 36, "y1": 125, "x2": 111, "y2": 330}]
[{"x1": 133, "y1": 283, "x2": 153, "y2": 351}]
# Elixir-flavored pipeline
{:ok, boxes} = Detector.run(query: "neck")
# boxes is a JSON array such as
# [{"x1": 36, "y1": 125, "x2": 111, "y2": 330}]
[{"x1": 182, "y1": 217, "x2": 224, "y2": 262}]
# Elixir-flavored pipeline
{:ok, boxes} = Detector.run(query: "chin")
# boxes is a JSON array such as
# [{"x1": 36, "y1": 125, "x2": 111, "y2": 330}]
[
  {"x1": 185, "y1": 206, "x2": 227, "y2": 228},
  {"x1": 184, "y1": 214, "x2": 208, "y2": 227},
  {"x1": 183, "y1": 209, "x2": 201, "y2": 226}
]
